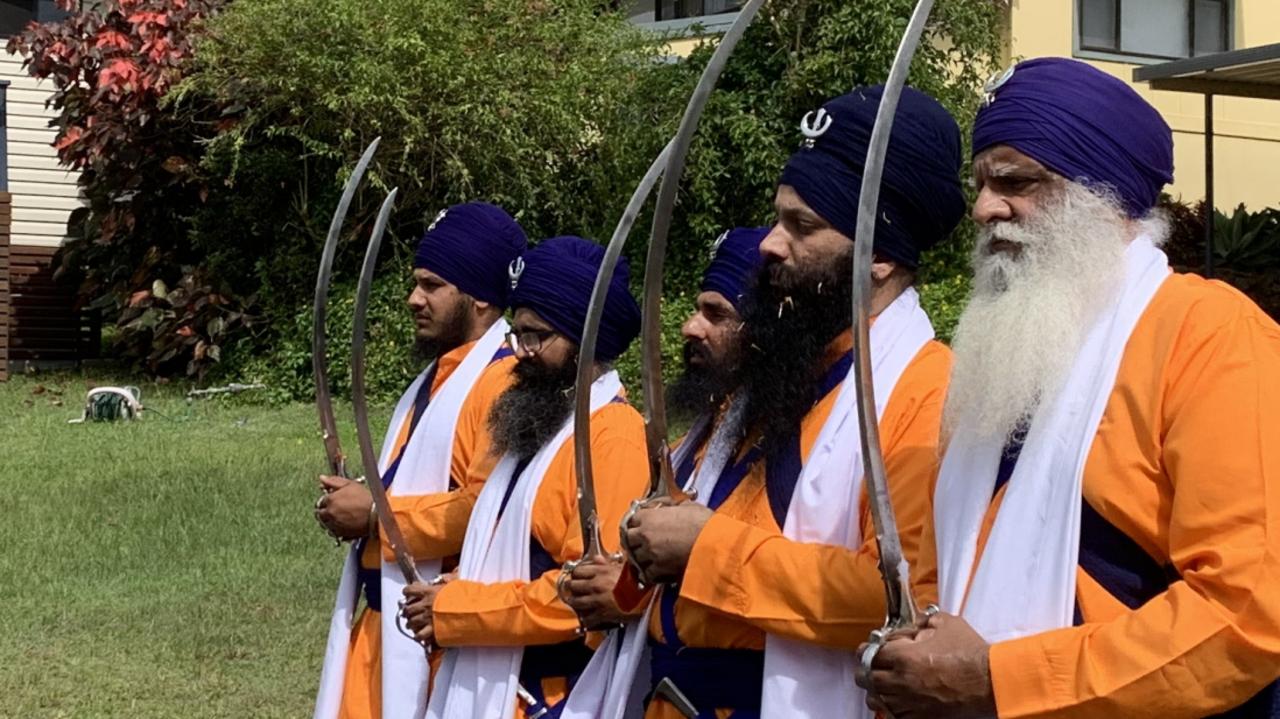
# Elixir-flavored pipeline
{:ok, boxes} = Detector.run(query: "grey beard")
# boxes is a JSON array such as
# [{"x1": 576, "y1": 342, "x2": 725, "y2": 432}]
[{"x1": 942, "y1": 182, "x2": 1137, "y2": 445}]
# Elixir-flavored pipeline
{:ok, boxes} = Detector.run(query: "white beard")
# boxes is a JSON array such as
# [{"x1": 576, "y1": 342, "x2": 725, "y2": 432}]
[{"x1": 942, "y1": 184, "x2": 1139, "y2": 445}]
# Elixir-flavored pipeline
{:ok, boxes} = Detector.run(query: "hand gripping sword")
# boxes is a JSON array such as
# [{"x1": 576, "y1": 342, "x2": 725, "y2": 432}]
[
  {"x1": 554, "y1": 140, "x2": 674, "y2": 632},
  {"x1": 618, "y1": 0, "x2": 769, "y2": 589},
  {"x1": 314, "y1": 137, "x2": 381, "y2": 480},
  {"x1": 349, "y1": 188, "x2": 433, "y2": 649},
  {"x1": 848, "y1": 0, "x2": 939, "y2": 701}
]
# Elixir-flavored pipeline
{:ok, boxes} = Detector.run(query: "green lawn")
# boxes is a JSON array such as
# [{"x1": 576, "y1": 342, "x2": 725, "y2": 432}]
[{"x1": 0, "y1": 373, "x2": 387, "y2": 718}]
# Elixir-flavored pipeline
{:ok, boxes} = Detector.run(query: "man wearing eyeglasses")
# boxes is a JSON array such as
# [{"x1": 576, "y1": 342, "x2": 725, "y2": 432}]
[
  {"x1": 400, "y1": 235, "x2": 650, "y2": 719},
  {"x1": 313, "y1": 202, "x2": 527, "y2": 719}
]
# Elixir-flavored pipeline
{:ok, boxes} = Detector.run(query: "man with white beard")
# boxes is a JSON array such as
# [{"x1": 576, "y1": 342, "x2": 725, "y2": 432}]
[{"x1": 859, "y1": 57, "x2": 1280, "y2": 719}]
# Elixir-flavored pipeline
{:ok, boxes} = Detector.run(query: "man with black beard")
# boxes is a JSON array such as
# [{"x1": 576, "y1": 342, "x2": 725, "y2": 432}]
[
  {"x1": 313, "y1": 202, "x2": 526, "y2": 719},
  {"x1": 666, "y1": 226, "x2": 769, "y2": 425},
  {"x1": 616, "y1": 86, "x2": 966, "y2": 719},
  {"x1": 559, "y1": 226, "x2": 767, "y2": 638},
  {"x1": 399, "y1": 235, "x2": 649, "y2": 719}
]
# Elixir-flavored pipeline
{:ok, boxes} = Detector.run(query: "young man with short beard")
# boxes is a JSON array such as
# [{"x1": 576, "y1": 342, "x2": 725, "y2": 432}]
[
  {"x1": 398, "y1": 235, "x2": 650, "y2": 719},
  {"x1": 861, "y1": 58, "x2": 1280, "y2": 719},
  {"x1": 313, "y1": 202, "x2": 526, "y2": 719},
  {"x1": 619, "y1": 86, "x2": 966, "y2": 719}
]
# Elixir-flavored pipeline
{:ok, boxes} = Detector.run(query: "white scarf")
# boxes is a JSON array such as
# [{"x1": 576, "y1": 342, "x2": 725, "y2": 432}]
[
  {"x1": 760, "y1": 287, "x2": 934, "y2": 719},
  {"x1": 426, "y1": 371, "x2": 624, "y2": 719},
  {"x1": 560, "y1": 410, "x2": 725, "y2": 719},
  {"x1": 314, "y1": 319, "x2": 510, "y2": 719},
  {"x1": 935, "y1": 237, "x2": 1169, "y2": 647},
  {"x1": 564, "y1": 288, "x2": 933, "y2": 719}
]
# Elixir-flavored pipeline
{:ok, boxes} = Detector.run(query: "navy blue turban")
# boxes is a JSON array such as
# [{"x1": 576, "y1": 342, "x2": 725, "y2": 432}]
[
  {"x1": 413, "y1": 202, "x2": 528, "y2": 308},
  {"x1": 973, "y1": 57, "x2": 1174, "y2": 218},
  {"x1": 700, "y1": 226, "x2": 768, "y2": 311},
  {"x1": 778, "y1": 85, "x2": 966, "y2": 269},
  {"x1": 508, "y1": 235, "x2": 642, "y2": 362}
]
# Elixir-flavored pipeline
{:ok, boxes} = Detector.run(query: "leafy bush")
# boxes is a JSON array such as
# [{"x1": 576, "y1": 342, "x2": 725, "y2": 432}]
[
  {"x1": 8, "y1": 0, "x2": 232, "y2": 377},
  {"x1": 14, "y1": 0, "x2": 1004, "y2": 395},
  {"x1": 919, "y1": 273, "x2": 972, "y2": 343}
]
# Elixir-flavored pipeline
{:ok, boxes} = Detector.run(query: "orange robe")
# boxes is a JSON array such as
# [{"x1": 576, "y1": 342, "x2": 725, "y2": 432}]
[
  {"x1": 337, "y1": 339, "x2": 515, "y2": 719},
  {"x1": 634, "y1": 331, "x2": 952, "y2": 718},
  {"x1": 968, "y1": 274, "x2": 1280, "y2": 718},
  {"x1": 430, "y1": 399, "x2": 650, "y2": 717}
]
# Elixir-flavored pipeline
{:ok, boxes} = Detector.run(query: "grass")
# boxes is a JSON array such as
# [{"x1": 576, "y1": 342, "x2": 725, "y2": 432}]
[{"x1": 0, "y1": 371, "x2": 389, "y2": 718}]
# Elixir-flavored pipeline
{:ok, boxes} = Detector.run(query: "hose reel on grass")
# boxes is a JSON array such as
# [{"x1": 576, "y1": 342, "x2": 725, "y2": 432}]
[{"x1": 69, "y1": 386, "x2": 144, "y2": 423}]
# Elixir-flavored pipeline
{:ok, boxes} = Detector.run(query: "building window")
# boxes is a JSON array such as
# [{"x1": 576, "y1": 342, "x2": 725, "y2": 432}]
[
  {"x1": 655, "y1": 0, "x2": 743, "y2": 22},
  {"x1": 1078, "y1": 0, "x2": 1231, "y2": 60},
  {"x1": 0, "y1": 0, "x2": 70, "y2": 36}
]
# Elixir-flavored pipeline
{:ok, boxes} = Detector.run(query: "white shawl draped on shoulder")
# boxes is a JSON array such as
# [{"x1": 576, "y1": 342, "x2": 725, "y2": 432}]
[
  {"x1": 426, "y1": 371, "x2": 623, "y2": 719},
  {"x1": 314, "y1": 319, "x2": 509, "y2": 719}
]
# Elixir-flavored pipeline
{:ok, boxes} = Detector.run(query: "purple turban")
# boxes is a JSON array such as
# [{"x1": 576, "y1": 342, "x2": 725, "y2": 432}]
[
  {"x1": 508, "y1": 236, "x2": 641, "y2": 362},
  {"x1": 413, "y1": 202, "x2": 528, "y2": 308},
  {"x1": 700, "y1": 226, "x2": 768, "y2": 311},
  {"x1": 778, "y1": 85, "x2": 966, "y2": 269},
  {"x1": 973, "y1": 57, "x2": 1174, "y2": 218}
]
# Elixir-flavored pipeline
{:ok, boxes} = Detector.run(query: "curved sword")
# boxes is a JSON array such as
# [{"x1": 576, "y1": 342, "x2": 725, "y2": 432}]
[
  {"x1": 349, "y1": 188, "x2": 421, "y2": 587},
  {"x1": 621, "y1": 0, "x2": 769, "y2": 588},
  {"x1": 314, "y1": 137, "x2": 381, "y2": 479},
  {"x1": 555, "y1": 140, "x2": 674, "y2": 630},
  {"x1": 848, "y1": 0, "x2": 938, "y2": 698}
]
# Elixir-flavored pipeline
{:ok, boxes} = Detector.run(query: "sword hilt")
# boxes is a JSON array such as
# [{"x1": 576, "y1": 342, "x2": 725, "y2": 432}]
[{"x1": 856, "y1": 603, "x2": 938, "y2": 715}]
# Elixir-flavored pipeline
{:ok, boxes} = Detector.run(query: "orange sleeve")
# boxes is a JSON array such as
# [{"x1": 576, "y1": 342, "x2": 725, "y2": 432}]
[
  {"x1": 432, "y1": 403, "x2": 650, "y2": 647},
  {"x1": 382, "y1": 358, "x2": 515, "y2": 562},
  {"x1": 678, "y1": 342, "x2": 950, "y2": 648},
  {"x1": 989, "y1": 296, "x2": 1280, "y2": 718}
]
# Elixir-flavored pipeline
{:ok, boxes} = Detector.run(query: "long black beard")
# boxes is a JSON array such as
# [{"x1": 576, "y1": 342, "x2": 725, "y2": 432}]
[
  {"x1": 487, "y1": 356, "x2": 578, "y2": 460},
  {"x1": 412, "y1": 296, "x2": 475, "y2": 363},
  {"x1": 666, "y1": 342, "x2": 738, "y2": 425},
  {"x1": 734, "y1": 249, "x2": 853, "y2": 454}
]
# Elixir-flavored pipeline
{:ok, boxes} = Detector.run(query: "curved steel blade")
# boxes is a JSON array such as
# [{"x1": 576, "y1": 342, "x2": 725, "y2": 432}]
[
  {"x1": 850, "y1": 0, "x2": 936, "y2": 634},
  {"x1": 350, "y1": 188, "x2": 420, "y2": 584},
  {"x1": 573, "y1": 140, "x2": 675, "y2": 564},
  {"x1": 313, "y1": 137, "x2": 381, "y2": 478},
  {"x1": 639, "y1": 0, "x2": 768, "y2": 502}
]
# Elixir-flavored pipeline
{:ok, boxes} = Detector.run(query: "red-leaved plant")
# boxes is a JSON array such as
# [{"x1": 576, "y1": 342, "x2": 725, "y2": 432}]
[{"x1": 8, "y1": 0, "x2": 246, "y2": 377}]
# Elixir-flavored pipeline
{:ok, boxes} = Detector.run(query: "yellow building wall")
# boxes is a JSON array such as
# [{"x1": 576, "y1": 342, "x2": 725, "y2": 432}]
[{"x1": 1007, "y1": 0, "x2": 1280, "y2": 211}]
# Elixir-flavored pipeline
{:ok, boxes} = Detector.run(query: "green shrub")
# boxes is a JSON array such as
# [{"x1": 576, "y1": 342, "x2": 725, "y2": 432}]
[{"x1": 919, "y1": 273, "x2": 972, "y2": 344}]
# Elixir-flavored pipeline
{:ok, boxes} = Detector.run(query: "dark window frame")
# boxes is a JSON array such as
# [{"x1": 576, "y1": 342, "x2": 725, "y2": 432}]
[
  {"x1": 654, "y1": 0, "x2": 743, "y2": 22},
  {"x1": 1076, "y1": 0, "x2": 1232, "y2": 61}
]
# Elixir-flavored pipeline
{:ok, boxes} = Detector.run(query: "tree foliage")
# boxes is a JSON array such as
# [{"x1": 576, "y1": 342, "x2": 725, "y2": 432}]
[
  {"x1": 9, "y1": 0, "x2": 236, "y2": 377},
  {"x1": 11, "y1": 0, "x2": 1005, "y2": 395}
]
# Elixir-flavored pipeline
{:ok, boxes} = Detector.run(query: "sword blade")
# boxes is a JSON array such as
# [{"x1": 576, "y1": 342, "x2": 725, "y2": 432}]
[
  {"x1": 314, "y1": 137, "x2": 381, "y2": 478},
  {"x1": 350, "y1": 187, "x2": 420, "y2": 584},
  {"x1": 574, "y1": 140, "x2": 674, "y2": 562},
  {"x1": 639, "y1": 0, "x2": 768, "y2": 501},
  {"x1": 850, "y1": 0, "x2": 936, "y2": 630}
]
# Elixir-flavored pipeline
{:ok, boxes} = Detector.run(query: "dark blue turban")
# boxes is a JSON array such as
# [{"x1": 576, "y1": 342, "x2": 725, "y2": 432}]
[
  {"x1": 700, "y1": 226, "x2": 768, "y2": 311},
  {"x1": 973, "y1": 57, "x2": 1174, "y2": 218},
  {"x1": 778, "y1": 85, "x2": 966, "y2": 269},
  {"x1": 508, "y1": 235, "x2": 641, "y2": 362},
  {"x1": 413, "y1": 202, "x2": 528, "y2": 308}
]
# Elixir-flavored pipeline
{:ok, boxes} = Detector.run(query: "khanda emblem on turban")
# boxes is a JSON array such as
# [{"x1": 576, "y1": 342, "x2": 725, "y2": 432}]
[
  {"x1": 983, "y1": 65, "x2": 1016, "y2": 107},
  {"x1": 508, "y1": 257, "x2": 525, "y2": 290},
  {"x1": 710, "y1": 229, "x2": 730, "y2": 260},
  {"x1": 427, "y1": 208, "x2": 448, "y2": 232},
  {"x1": 800, "y1": 108, "x2": 833, "y2": 149}
]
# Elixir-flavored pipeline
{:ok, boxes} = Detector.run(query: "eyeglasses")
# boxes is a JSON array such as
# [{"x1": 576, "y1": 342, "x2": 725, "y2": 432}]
[{"x1": 505, "y1": 329, "x2": 558, "y2": 355}]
